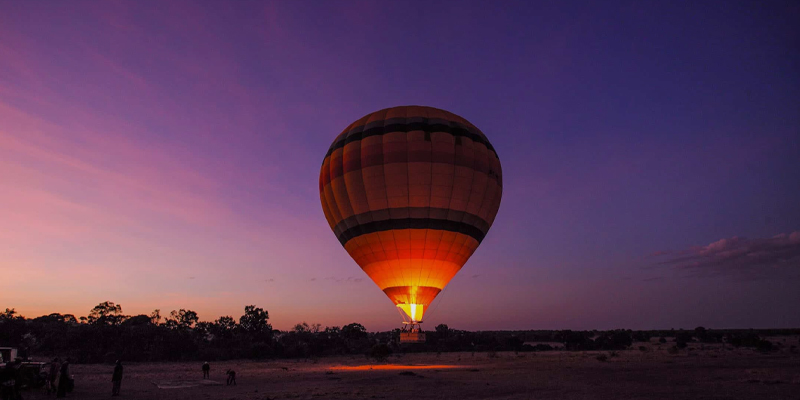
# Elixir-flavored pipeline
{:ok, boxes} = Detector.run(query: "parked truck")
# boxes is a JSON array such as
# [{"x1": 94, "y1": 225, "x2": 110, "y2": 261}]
[{"x1": 0, "y1": 347, "x2": 48, "y2": 389}]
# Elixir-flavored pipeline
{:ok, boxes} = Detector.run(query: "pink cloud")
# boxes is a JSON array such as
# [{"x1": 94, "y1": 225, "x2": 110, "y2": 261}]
[{"x1": 652, "y1": 232, "x2": 800, "y2": 279}]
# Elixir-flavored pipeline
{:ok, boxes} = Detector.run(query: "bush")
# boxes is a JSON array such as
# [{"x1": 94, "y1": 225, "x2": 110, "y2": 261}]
[
  {"x1": 596, "y1": 354, "x2": 608, "y2": 362},
  {"x1": 676, "y1": 331, "x2": 693, "y2": 348},
  {"x1": 667, "y1": 346, "x2": 679, "y2": 355},
  {"x1": 369, "y1": 343, "x2": 391, "y2": 362},
  {"x1": 726, "y1": 332, "x2": 761, "y2": 348},
  {"x1": 756, "y1": 340, "x2": 773, "y2": 352},
  {"x1": 658, "y1": 337, "x2": 667, "y2": 344},
  {"x1": 592, "y1": 331, "x2": 632, "y2": 350}
]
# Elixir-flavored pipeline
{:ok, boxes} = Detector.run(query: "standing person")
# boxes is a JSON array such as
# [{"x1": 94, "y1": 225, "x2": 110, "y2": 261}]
[
  {"x1": 0, "y1": 362, "x2": 15, "y2": 400},
  {"x1": 56, "y1": 359, "x2": 70, "y2": 398},
  {"x1": 225, "y1": 369, "x2": 236, "y2": 386},
  {"x1": 11, "y1": 360, "x2": 23, "y2": 400},
  {"x1": 202, "y1": 362, "x2": 210, "y2": 379},
  {"x1": 47, "y1": 358, "x2": 60, "y2": 395},
  {"x1": 111, "y1": 360, "x2": 123, "y2": 396}
]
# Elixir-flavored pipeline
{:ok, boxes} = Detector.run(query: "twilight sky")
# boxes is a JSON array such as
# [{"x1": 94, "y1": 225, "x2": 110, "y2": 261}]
[{"x1": 1, "y1": 0, "x2": 798, "y2": 331}]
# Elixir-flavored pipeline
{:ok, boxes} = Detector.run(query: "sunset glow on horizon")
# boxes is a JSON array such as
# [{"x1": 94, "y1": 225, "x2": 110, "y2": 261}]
[{"x1": 2, "y1": 1, "x2": 798, "y2": 331}]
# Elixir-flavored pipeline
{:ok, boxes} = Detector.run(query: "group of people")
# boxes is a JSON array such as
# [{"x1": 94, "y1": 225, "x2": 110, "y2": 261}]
[
  {"x1": 0, "y1": 359, "x2": 25, "y2": 400},
  {"x1": 1, "y1": 357, "x2": 71, "y2": 400},
  {"x1": 45, "y1": 358, "x2": 73, "y2": 398},
  {"x1": 49, "y1": 358, "x2": 119, "y2": 398},
  {"x1": 3, "y1": 359, "x2": 236, "y2": 398},
  {"x1": 202, "y1": 362, "x2": 236, "y2": 386}
]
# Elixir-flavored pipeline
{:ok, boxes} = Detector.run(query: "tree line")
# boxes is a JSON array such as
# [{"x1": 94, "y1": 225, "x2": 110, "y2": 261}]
[
  {"x1": 1, "y1": 303, "x2": 795, "y2": 363},
  {"x1": 0, "y1": 302, "x2": 374, "y2": 363}
]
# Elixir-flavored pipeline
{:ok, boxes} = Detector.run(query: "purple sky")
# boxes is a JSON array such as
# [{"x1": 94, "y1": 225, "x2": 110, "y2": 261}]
[{"x1": 1, "y1": 1, "x2": 798, "y2": 331}]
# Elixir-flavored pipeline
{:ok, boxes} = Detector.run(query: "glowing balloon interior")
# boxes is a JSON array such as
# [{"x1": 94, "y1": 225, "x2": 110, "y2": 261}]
[{"x1": 319, "y1": 106, "x2": 502, "y2": 324}]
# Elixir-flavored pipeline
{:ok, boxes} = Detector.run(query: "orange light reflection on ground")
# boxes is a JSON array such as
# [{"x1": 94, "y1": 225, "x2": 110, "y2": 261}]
[{"x1": 330, "y1": 364, "x2": 466, "y2": 371}]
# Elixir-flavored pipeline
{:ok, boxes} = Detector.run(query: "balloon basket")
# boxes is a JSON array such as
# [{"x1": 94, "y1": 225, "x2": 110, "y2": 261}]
[{"x1": 399, "y1": 322, "x2": 426, "y2": 344}]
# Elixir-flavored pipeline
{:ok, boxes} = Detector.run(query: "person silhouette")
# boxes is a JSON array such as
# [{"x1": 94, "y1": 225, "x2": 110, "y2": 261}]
[
  {"x1": 202, "y1": 362, "x2": 210, "y2": 379},
  {"x1": 226, "y1": 369, "x2": 236, "y2": 386},
  {"x1": 111, "y1": 360, "x2": 123, "y2": 396},
  {"x1": 56, "y1": 359, "x2": 71, "y2": 398},
  {"x1": 47, "y1": 358, "x2": 60, "y2": 395}
]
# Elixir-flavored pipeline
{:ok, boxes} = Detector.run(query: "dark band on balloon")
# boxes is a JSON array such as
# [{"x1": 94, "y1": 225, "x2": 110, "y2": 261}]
[
  {"x1": 320, "y1": 149, "x2": 502, "y2": 187},
  {"x1": 332, "y1": 207, "x2": 491, "y2": 239},
  {"x1": 323, "y1": 119, "x2": 498, "y2": 160},
  {"x1": 336, "y1": 217, "x2": 486, "y2": 246}
]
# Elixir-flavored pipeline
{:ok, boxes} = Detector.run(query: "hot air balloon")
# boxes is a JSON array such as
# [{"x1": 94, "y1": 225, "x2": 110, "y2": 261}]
[{"x1": 319, "y1": 106, "x2": 502, "y2": 340}]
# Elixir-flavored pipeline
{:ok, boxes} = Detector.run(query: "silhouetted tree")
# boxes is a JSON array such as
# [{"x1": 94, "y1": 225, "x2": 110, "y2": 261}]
[
  {"x1": 8, "y1": 301, "x2": 800, "y2": 363},
  {"x1": 212, "y1": 316, "x2": 237, "y2": 339},
  {"x1": 504, "y1": 336, "x2": 524, "y2": 351},
  {"x1": 88, "y1": 301, "x2": 125, "y2": 326},
  {"x1": 756, "y1": 339, "x2": 774, "y2": 352},
  {"x1": 435, "y1": 324, "x2": 451, "y2": 339},
  {"x1": 676, "y1": 330, "x2": 693, "y2": 348},
  {"x1": 341, "y1": 323, "x2": 367, "y2": 340},
  {"x1": 726, "y1": 332, "x2": 761, "y2": 347},
  {"x1": 122, "y1": 315, "x2": 152, "y2": 326},
  {"x1": 239, "y1": 306, "x2": 271, "y2": 335},
  {"x1": 292, "y1": 322, "x2": 311, "y2": 333},
  {"x1": 149, "y1": 309, "x2": 162, "y2": 325},
  {"x1": 166, "y1": 309, "x2": 199, "y2": 330},
  {"x1": 556, "y1": 330, "x2": 594, "y2": 351},
  {"x1": 369, "y1": 343, "x2": 391, "y2": 361}
]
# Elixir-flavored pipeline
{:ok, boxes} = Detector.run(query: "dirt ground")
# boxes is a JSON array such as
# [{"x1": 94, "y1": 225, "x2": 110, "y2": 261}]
[{"x1": 21, "y1": 342, "x2": 800, "y2": 400}]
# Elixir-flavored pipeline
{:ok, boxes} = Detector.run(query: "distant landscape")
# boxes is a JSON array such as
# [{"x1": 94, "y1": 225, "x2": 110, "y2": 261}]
[
  {"x1": 2, "y1": 303, "x2": 798, "y2": 364},
  {"x1": 4, "y1": 303, "x2": 800, "y2": 400}
]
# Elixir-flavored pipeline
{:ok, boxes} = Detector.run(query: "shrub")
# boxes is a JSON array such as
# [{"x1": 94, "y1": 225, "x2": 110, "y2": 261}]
[
  {"x1": 726, "y1": 332, "x2": 761, "y2": 348},
  {"x1": 531, "y1": 344, "x2": 554, "y2": 352},
  {"x1": 596, "y1": 354, "x2": 608, "y2": 362},
  {"x1": 676, "y1": 331, "x2": 693, "y2": 348},
  {"x1": 593, "y1": 331, "x2": 633, "y2": 350},
  {"x1": 667, "y1": 346, "x2": 679, "y2": 355},
  {"x1": 659, "y1": 337, "x2": 667, "y2": 344},
  {"x1": 369, "y1": 343, "x2": 391, "y2": 362},
  {"x1": 756, "y1": 340, "x2": 773, "y2": 352}
]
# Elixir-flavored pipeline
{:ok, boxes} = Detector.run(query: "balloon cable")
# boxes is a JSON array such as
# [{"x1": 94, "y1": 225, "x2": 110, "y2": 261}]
[{"x1": 425, "y1": 284, "x2": 448, "y2": 323}]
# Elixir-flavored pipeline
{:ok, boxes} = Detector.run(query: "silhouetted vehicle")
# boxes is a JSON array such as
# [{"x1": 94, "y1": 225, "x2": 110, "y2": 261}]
[
  {"x1": 17, "y1": 362, "x2": 48, "y2": 388},
  {"x1": 0, "y1": 348, "x2": 17, "y2": 366},
  {"x1": 0, "y1": 348, "x2": 48, "y2": 390}
]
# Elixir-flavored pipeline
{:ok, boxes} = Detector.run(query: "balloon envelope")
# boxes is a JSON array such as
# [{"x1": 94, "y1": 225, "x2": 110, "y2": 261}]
[{"x1": 319, "y1": 106, "x2": 502, "y2": 322}]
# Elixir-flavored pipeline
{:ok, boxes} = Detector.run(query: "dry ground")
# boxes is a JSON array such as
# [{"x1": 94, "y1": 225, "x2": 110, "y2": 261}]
[{"x1": 22, "y1": 343, "x2": 800, "y2": 400}]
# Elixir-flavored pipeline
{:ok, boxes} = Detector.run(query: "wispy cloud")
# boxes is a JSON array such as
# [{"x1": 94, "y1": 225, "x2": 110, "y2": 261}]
[
  {"x1": 323, "y1": 276, "x2": 364, "y2": 284},
  {"x1": 652, "y1": 232, "x2": 800, "y2": 279}
]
